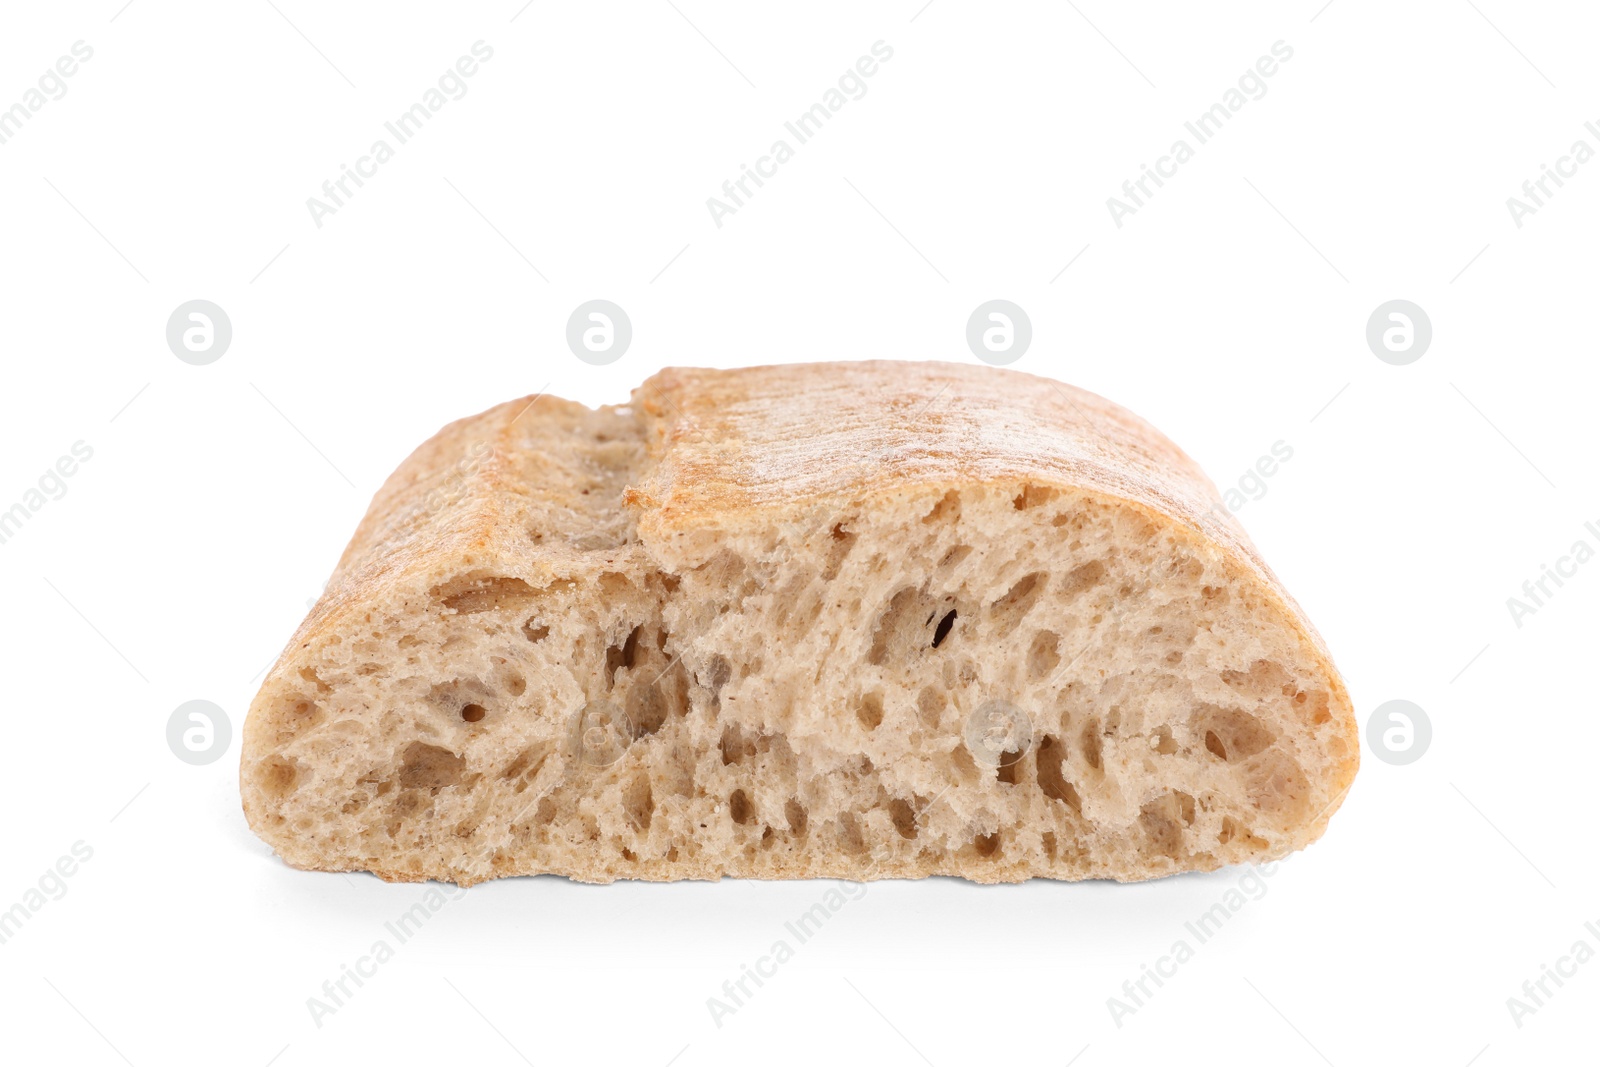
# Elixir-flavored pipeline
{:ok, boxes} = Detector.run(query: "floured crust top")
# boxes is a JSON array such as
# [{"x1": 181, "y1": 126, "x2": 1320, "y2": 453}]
[{"x1": 626, "y1": 363, "x2": 1286, "y2": 589}]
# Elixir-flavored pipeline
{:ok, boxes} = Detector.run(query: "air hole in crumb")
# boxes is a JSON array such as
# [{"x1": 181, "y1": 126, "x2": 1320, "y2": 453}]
[
  {"x1": 258, "y1": 757, "x2": 300, "y2": 799},
  {"x1": 992, "y1": 572, "x2": 1043, "y2": 620},
  {"x1": 1150, "y1": 725, "x2": 1178, "y2": 755},
  {"x1": 916, "y1": 686, "x2": 946, "y2": 728},
  {"x1": 1081, "y1": 718, "x2": 1104, "y2": 771},
  {"x1": 1244, "y1": 751, "x2": 1311, "y2": 818},
  {"x1": 921, "y1": 490, "x2": 961, "y2": 524},
  {"x1": 298, "y1": 666, "x2": 333, "y2": 694},
  {"x1": 890, "y1": 798, "x2": 918, "y2": 838},
  {"x1": 461, "y1": 704, "x2": 487, "y2": 723},
  {"x1": 434, "y1": 575, "x2": 540, "y2": 614},
  {"x1": 500, "y1": 747, "x2": 546, "y2": 781},
  {"x1": 1139, "y1": 792, "x2": 1196, "y2": 856},
  {"x1": 430, "y1": 679, "x2": 492, "y2": 723},
  {"x1": 720, "y1": 724, "x2": 762, "y2": 765},
  {"x1": 1060, "y1": 559, "x2": 1106, "y2": 598},
  {"x1": 785, "y1": 798, "x2": 808, "y2": 835},
  {"x1": 706, "y1": 654, "x2": 732, "y2": 693},
  {"x1": 856, "y1": 691, "x2": 885, "y2": 730},
  {"x1": 628, "y1": 682, "x2": 669, "y2": 738},
  {"x1": 606, "y1": 625, "x2": 643, "y2": 685},
  {"x1": 836, "y1": 812, "x2": 866, "y2": 853},
  {"x1": 398, "y1": 742, "x2": 465, "y2": 792},
  {"x1": 523, "y1": 619, "x2": 549, "y2": 643},
  {"x1": 729, "y1": 789, "x2": 754, "y2": 825},
  {"x1": 973, "y1": 831, "x2": 1000, "y2": 857},
  {"x1": 822, "y1": 523, "x2": 858, "y2": 581},
  {"x1": 937, "y1": 544, "x2": 973, "y2": 570},
  {"x1": 624, "y1": 775, "x2": 654, "y2": 832},
  {"x1": 1036, "y1": 736, "x2": 1082, "y2": 813},
  {"x1": 868, "y1": 587, "x2": 936, "y2": 665},
  {"x1": 1012, "y1": 483, "x2": 1057, "y2": 509},
  {"x1": 931, "y1": 610, "x2": 957, "y2": 649},
  {"x1": 990, "y1": 573, "x2": 1045, "y2": 628},
  {"x1": 1193, "y1": 706, "x2": 1274, "y2": 762},
  {"x1": 1027, "y1": 631, "x2": 1061, "y2": 679},
  {"x1": 278, "y1": 699, "x2": 324, "y2": 744},
  {"x1": 1221, "y1": 659, "x2": 1293, "y2": 695}
]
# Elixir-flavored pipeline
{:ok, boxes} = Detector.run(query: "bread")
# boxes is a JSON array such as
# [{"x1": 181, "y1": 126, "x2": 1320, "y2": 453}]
[{"x1": 240, "y1": 361, "x2": 1358, "y2": 884}]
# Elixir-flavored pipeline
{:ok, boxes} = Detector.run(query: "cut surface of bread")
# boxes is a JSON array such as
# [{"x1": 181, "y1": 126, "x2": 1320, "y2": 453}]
[{"x1": 241, "y1": 361, "x2": 1357, "y2": 885}]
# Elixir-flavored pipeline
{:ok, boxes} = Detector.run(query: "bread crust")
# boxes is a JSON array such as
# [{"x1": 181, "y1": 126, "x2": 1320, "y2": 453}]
[{"x1": 242, "y1": 361, "x2": 1357, "y2": 882}]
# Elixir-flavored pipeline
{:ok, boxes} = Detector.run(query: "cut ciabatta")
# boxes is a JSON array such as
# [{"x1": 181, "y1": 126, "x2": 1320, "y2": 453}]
[{"x1": 240, "y1": 361, "x2": 1358, "y2": 885}]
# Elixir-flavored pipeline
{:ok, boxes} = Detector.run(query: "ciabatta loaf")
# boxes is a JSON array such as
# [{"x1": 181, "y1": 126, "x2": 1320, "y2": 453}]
[{"x1": 241, "y1": 361, "x2": 1357, "y2": 884}]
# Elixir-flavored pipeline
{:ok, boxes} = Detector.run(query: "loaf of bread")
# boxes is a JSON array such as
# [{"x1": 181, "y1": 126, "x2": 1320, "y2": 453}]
[{"x1": 240, "y1": 361, "x2": 1358, "y2": 884}]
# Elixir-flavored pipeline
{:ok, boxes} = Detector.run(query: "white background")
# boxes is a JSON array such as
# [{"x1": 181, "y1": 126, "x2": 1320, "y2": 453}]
[{"x1": 1, "y1": 1, "x2": 1595, "y2": 1064}]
